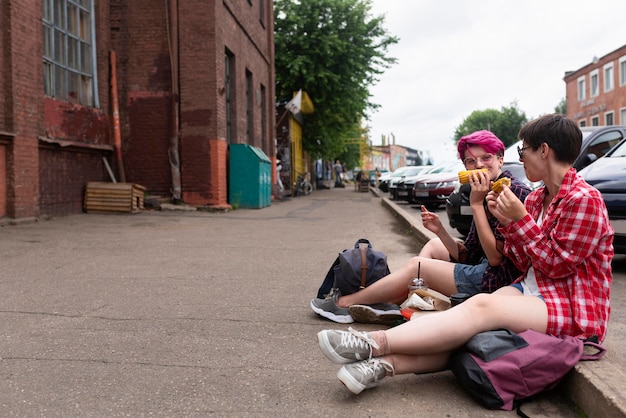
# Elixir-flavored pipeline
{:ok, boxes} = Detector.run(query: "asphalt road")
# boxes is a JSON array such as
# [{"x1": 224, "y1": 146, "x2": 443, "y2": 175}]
[{"x1": 0, "y1": 187, "x2": 622, "y2": 417}]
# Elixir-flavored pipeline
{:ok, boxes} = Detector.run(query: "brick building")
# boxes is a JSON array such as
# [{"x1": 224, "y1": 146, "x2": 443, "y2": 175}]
[
  {"x1": 565, "y1": 44, "x2": 626, "y2": 127},
  {"x1": 0, "y1": 0, "x2": 275, "y2": 219}
]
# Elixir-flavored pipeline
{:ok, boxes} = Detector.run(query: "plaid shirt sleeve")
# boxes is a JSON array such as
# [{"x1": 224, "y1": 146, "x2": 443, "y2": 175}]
[{"x1": 500, "y1": 168, "x2": 613, "y2": 341}]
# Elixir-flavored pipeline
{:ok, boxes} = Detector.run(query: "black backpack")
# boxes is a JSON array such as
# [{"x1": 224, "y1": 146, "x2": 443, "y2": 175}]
[{"x1": 316, "y1": 238, "x2": 390, "y2": 299}]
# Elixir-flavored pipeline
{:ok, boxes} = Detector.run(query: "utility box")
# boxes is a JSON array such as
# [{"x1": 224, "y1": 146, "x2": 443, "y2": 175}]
[{"x1": 229, "y1": 144, "x2": 271, "y2": 209}]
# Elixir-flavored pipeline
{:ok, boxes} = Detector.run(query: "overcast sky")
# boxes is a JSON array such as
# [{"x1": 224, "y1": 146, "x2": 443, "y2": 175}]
[{"x1": 366, "y1": 0, "x2": 626, "y2": 164}]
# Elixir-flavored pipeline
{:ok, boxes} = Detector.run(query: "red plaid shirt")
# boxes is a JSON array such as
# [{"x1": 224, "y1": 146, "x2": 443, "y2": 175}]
[{"x1": 500, "y1": 168, "x2": 613, "y2": 342}]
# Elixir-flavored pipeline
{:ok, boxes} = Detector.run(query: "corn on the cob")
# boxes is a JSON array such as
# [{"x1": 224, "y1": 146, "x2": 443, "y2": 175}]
[
  {"x1": 491, "y1": 177, "x2": 511, "y2": 193},
  {"x1": 458, "y1": 169, "x2": 489, "y2": 184}
]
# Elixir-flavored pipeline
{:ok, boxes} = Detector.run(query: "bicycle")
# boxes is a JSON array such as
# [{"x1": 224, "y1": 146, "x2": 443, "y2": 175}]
[{"x1": 293, "y1": 172, "x2": 313, "y2": 196}]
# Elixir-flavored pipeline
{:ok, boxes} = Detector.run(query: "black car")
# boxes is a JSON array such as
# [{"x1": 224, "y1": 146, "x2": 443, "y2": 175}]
[{"x1": 579, "y1": 138, "x2": 626, "y2": 253}]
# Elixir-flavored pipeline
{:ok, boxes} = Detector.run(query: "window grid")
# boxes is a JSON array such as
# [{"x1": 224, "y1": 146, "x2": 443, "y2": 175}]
[
  {"x1": 604, "y1": 63, "x2": 614, "y2": 93},
  {"x1": 590, "y1": 70, "x2": 599, "y2": 97},
  {"x1": 605, "y1": 112, "x2": 614, "y2": 126},
  {"x1": 620, "y1": 56, "x2": 626, "y2": 87},
  {"x1": 578, "y1": 76, "x2": 586, "y2": 101},
  {"x1": 43, "y1": 0, "x2": 95, "y2": 106}
]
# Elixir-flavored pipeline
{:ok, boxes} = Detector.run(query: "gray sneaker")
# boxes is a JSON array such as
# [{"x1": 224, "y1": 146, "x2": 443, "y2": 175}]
[
  {"x1": 311, "y1": 288, "x2": 353, "y2": 323},
  {"x1": 317, "y1": 327, "x2": 379, "y2": 364},
  {"x1": 337, "y1": 358, "x2": 395, "y2": 394},
  {"x1": 349, "y1": 304, "x2": 403, "y2": 325}
]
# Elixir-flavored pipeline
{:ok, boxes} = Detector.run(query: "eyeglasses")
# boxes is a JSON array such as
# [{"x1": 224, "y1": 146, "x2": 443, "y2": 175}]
[
  {"x1": 463, "y1": 154, "x2": 495, "y2": 168},
  {"x1": 517, "y1": 145, "x2": 532, "y2": 159}
]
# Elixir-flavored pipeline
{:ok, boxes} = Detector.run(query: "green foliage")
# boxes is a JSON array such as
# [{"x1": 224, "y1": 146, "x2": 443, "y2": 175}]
[
  {"x1": 274, "y1": 0, "x2": 398, "y2": 160},
  {"x1": 453, "y1": 102, "x2": 528, "y2": 148},
  {"x1": 554, "y1": 98, "x2": 566, "y2": 115}
]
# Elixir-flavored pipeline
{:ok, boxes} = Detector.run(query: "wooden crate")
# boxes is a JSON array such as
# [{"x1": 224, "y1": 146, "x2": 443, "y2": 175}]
[{"x1": 84, "y1": 182, "x2": 146, "y2": 214}]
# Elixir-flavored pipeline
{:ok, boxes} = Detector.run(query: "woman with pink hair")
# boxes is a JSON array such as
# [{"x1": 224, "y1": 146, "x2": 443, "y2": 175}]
[{"x1": 311, "y1": 130, "x2": 531, "y2": 324}]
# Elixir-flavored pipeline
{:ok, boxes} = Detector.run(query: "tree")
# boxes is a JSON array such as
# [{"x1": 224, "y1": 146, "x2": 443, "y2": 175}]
[
  {"x1": 453, "y1": 102, "x2": 528, "y2": 148},
  {"x1": 554, "y1": 98, "x2": 566, "y2": 115},
  {"x1": 274, "y1": 0, "x2": 398, "y2": 161}
]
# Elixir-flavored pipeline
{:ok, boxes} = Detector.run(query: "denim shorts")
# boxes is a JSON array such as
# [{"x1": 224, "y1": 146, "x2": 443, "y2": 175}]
[
  {"x1": 509, "y1": 282, "x2": 545, "y2": 301},
  {"x1": 453, "y1": 259, "x2": 488, "y2": 296}
]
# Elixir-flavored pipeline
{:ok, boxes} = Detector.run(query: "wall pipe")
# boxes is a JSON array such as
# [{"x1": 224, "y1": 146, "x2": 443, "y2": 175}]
[
  {"x1": 110, "y1": 50, "x2": 126, "y2": 183},
  {"x1": 166, "y1": 0, "x2": 182, "y2": 201}
]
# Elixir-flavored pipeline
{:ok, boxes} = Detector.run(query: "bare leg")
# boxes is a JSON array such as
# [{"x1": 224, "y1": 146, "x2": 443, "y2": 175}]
[
  {"x1": 378, "y1": 290, "x2": 548, "y2": 365},
  {"x1": 418, "y1": 237, "x2": 452, "y2": 260},
  {"x1": 337, "y1": 256, "x2": 457, "y2": 307},
  {"x1": 382, "y1": 352, "x2": 451, "y2": 375}
]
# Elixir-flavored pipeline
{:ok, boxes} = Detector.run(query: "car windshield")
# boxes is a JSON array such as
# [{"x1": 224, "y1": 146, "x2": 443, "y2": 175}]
[{"x1": 608, "y1": 139, "x2": 626, "y2": 157}]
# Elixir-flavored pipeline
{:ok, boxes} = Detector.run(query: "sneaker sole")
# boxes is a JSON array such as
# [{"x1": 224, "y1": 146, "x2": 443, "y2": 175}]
[
  {"x1": 337, "y1": 366, "x2": 367, "y2": 394},
  {"x1": 310, "y1": 300, "x2": 354, "y2": 324},
  {"x1": 349, "y1": 305, "x2": 403, "y2": 325}
]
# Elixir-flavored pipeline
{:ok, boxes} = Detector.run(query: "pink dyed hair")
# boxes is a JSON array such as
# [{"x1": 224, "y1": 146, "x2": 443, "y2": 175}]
[{"x1": 457, "y1": 130, "x2": 505, "y2": 160}]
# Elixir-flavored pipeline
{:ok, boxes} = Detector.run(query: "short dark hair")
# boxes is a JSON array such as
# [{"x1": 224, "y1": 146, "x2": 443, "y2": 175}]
[{"x1": 518, "y1": 114, "x2": 582, "y2": 164}]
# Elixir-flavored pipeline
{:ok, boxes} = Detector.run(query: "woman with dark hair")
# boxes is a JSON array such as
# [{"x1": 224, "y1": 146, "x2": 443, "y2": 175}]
[{"x1": 316, "y1": 114, "x2": 613, "y2": 395}]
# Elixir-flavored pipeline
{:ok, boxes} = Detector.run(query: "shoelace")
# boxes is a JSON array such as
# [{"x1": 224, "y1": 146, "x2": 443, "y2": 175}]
[
  {"x1": 353, "y1": 358, "x2": 394, "y2": 381},
  {"x1": 340, "y1": 327, "x2": 380, "y2": 359}
]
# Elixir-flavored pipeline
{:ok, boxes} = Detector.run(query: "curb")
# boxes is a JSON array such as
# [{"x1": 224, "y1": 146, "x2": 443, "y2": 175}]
[{"x1": 372, "y1": 186, "x2": 626, "y2": 417}]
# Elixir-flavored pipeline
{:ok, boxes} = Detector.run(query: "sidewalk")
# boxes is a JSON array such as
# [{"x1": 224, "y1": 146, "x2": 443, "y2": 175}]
[
  {"x1": 375, "y1": 187, "x2": 626, "y2": 417},
  {"x1": 0, "y1": 186, "x2": 623, "y2": 416}
]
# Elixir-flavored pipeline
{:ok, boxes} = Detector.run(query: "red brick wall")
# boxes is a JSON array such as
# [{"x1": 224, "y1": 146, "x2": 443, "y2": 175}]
[
  {"x1": 0, "y1": 144, "x2": 6, "y2": 217},
  {"x1": 177, "y1": 0, "x2": 275, "y2": 206},
  {"x1": 113, "y1": 0, "x2": 175, "y2": 196},
  {"x1": 39, "y1": 146, "x2": 109, "y2": 215},
  {"x1": 0, "y1": 1, "x2": 114, "y2": 218},
  {"x1": 5, "y1": 2, "x2": 44, "y2": 218},
  {"x1": 565, "y1": 45, "x2": 626, "y2": 126},
  {"x1": 0, "y1": 0, "x2": 274, "y2": 217}
]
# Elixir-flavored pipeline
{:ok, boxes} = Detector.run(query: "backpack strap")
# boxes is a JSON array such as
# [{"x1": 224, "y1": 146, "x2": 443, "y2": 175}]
[
  {"x1": 580, "y1": 340, "x2": 606, "y2": 361},
  {"x1": 359, "y1": 245, "x2": 367, "y2": 289}
]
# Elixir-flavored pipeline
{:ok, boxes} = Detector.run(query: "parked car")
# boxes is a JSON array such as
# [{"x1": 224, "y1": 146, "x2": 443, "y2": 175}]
[
  {"x1": 377, "y1": 170, "x2": 395, "y2": 192},
  {"x1": 410, "y1": 161, "x2": 465, "y2": 208},
  {"x1": 380, "y1": 166, "x2": 412, "y2": 192},
  {"x1": 574, "y1": 126, "x2": 626, "y2": 171},
  {"x1": 388, "y1": 165, "x2": 432, "y2": 200},
  {"x1": 579, "y1": 138, "x2": 626, "y2": 253}
]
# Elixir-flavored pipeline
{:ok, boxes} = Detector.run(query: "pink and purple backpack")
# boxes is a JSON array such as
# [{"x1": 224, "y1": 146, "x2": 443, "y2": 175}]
[{"x1": 449, "y1": 328, "x2": 605, "y2": 410}]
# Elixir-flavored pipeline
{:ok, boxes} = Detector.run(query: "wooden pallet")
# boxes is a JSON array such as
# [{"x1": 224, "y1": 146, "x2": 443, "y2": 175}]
[{"x1": 84, "y1": 182, "x2": 146, "y2": 214}]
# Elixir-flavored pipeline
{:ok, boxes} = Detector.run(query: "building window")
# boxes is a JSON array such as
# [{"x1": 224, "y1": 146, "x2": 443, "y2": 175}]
[
  {"x1": 605, "y1": 111, "x2": 614, "y2": 126},
  {"x1": 620, "y1": 56, "x2": 626, "y2": 87},
  {"x1": 225, "y1": 49, "x2": 235, "y2": 144},
  {"x1": 577, "y1": 76, "x2": 586, "y2": 101},
  {"x1": 621, "y1": 108, "x2": 626, "y2": 125},
  {"x1": 43, "y1": 0, "x2": 97, "y2": 107},
  {"x1": 604, "y1": 63, "x2": 614, "y2": 92},
  {"x1": 591, "y1": 116, "x2": 599, "y2": 126},
  {"x1": 579, "y1": 120, "x2": 586, "y2": 127},
  {"x1": 259, "y1": 0, "x2": 265, "y2": 27},
  {"x1": 590, "y1": 70, "x2": 599, "y2": 97}
]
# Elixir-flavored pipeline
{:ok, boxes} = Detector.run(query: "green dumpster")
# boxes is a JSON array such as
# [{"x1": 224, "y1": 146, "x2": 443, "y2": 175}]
[{"x1": 229, "y1": 144, "x2": 271, "y2": 208}]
